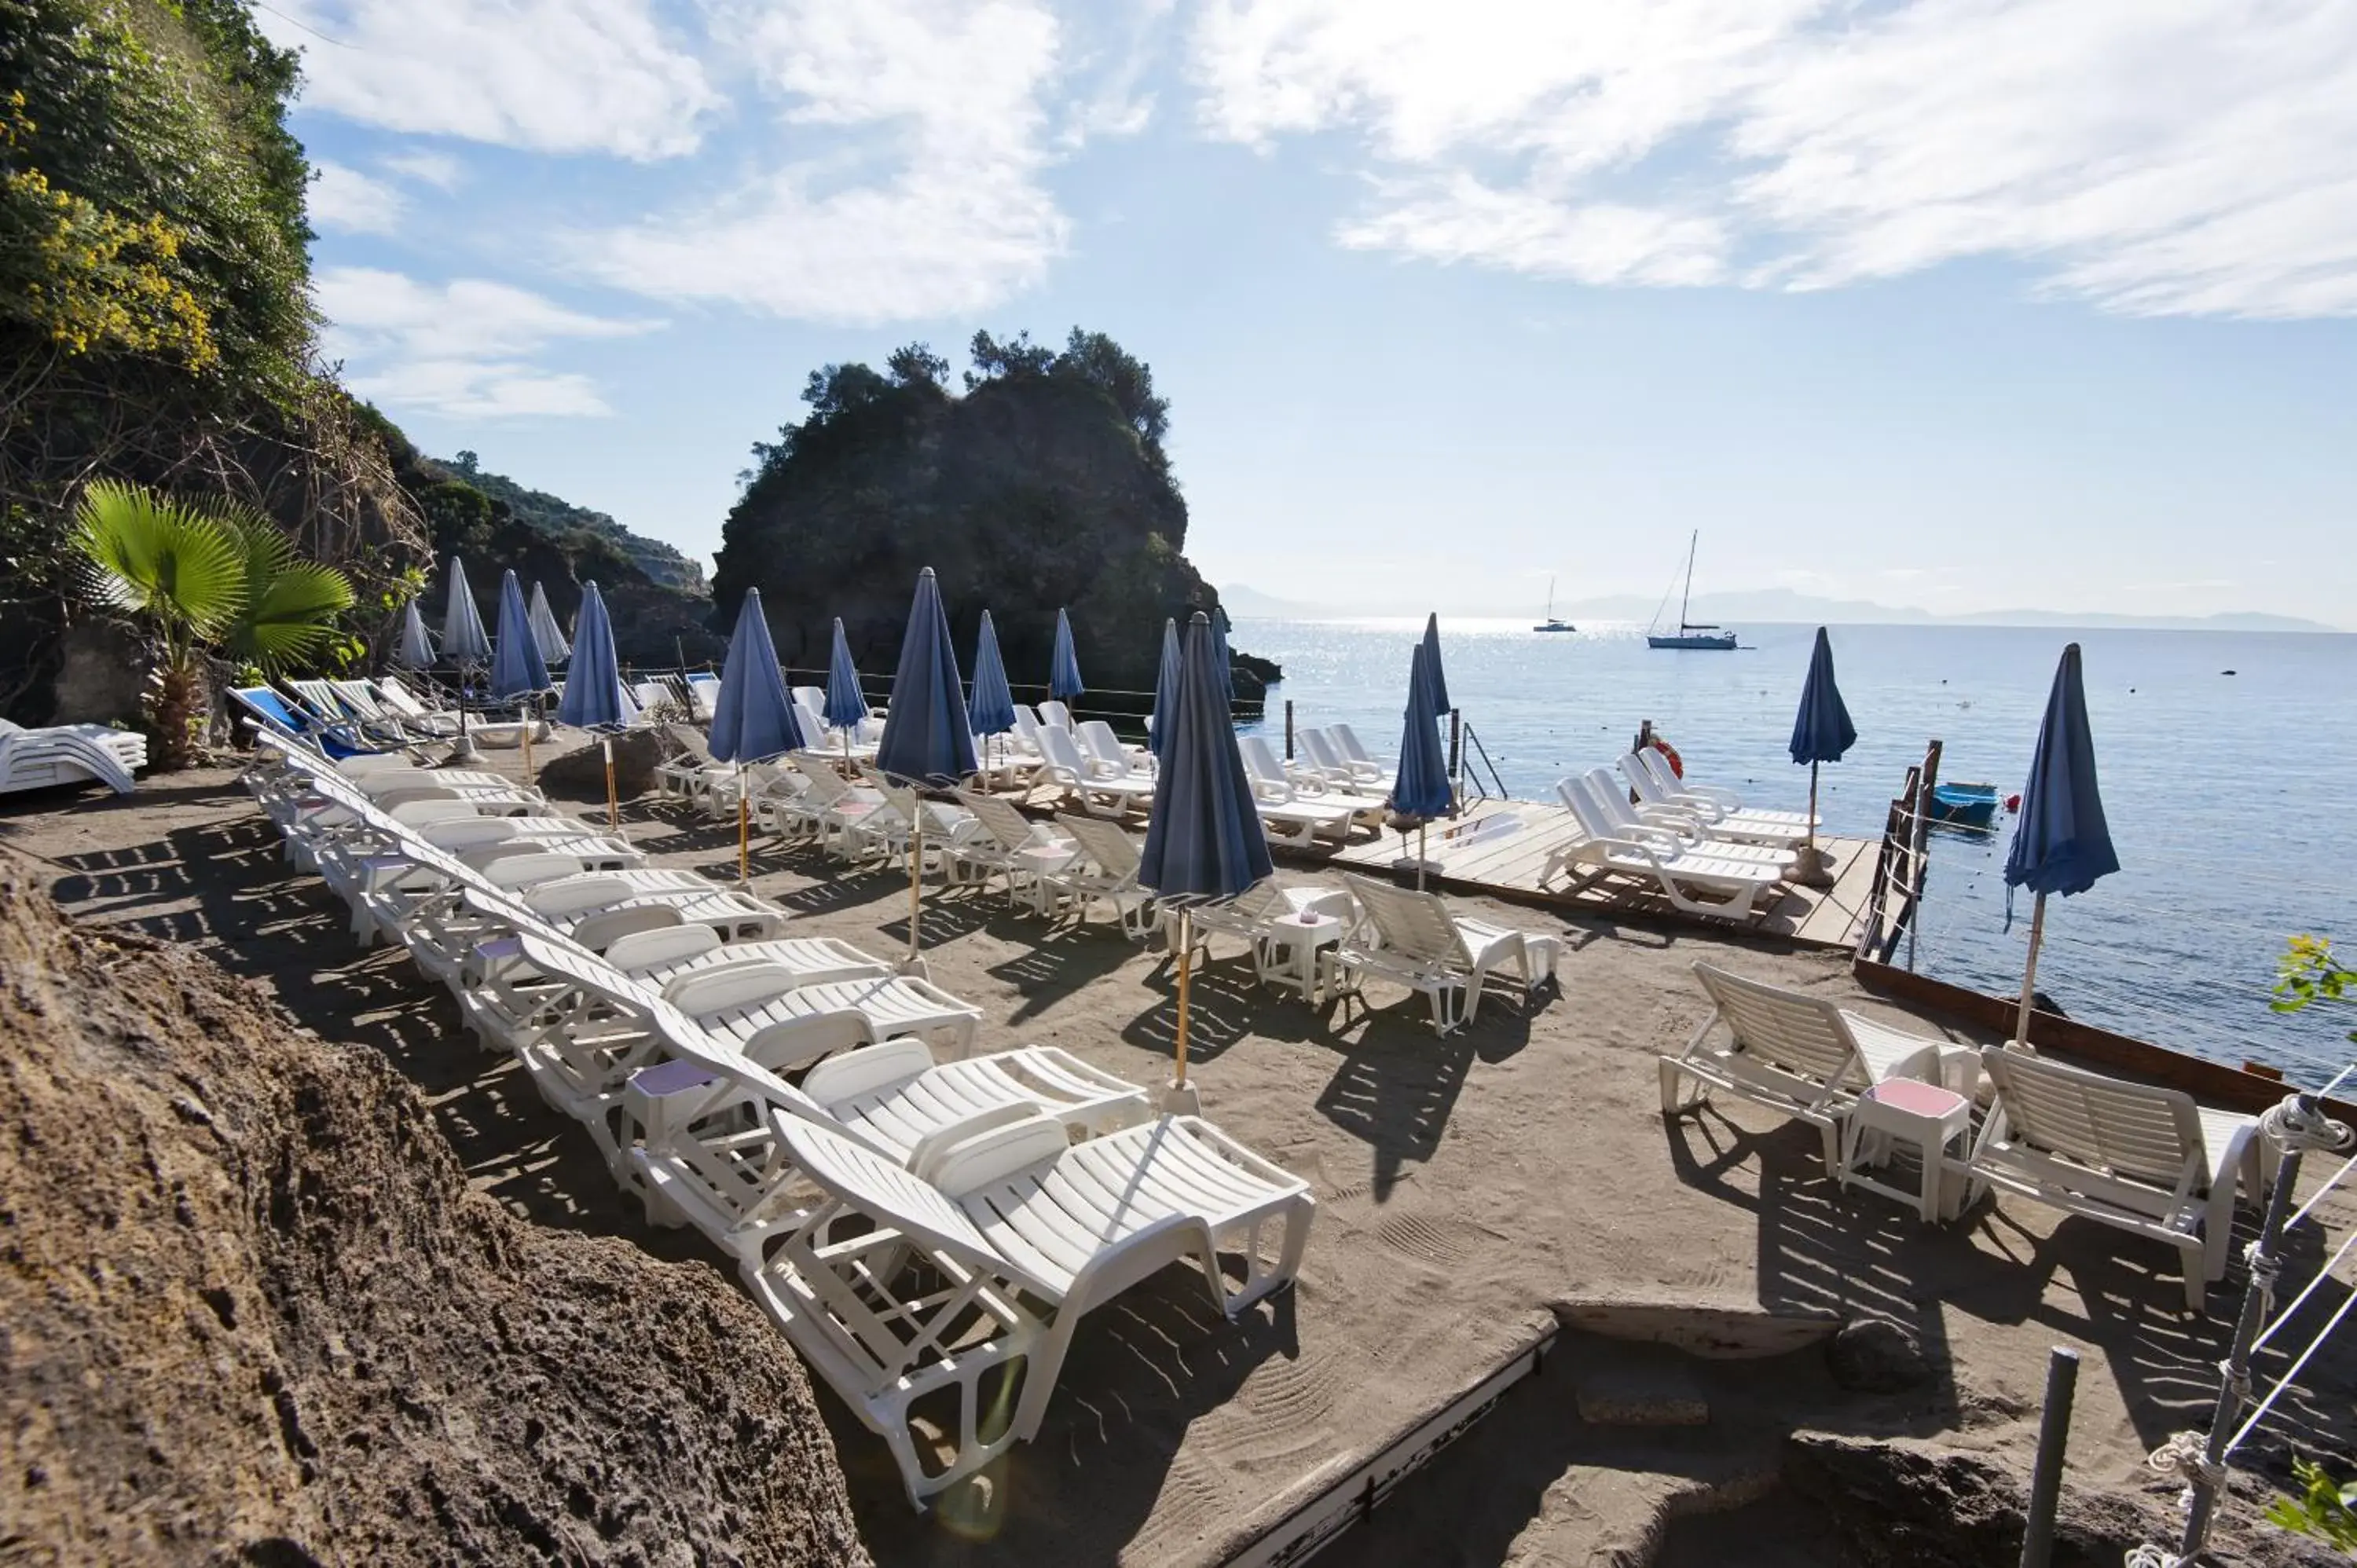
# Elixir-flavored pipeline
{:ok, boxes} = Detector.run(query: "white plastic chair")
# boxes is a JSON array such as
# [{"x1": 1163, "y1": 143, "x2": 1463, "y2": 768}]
[{"x1": 1325, "y1": 874, "x2": 1560, "y2": 1033}]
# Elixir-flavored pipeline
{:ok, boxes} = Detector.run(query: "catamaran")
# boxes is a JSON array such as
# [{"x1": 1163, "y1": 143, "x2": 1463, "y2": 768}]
[
  {"x1": 1646, "y1": 532, "x2": 1737, "y2": 650},
  {"x1": 1534, "y1": 577, "x2": 1574, "y2": 633}
]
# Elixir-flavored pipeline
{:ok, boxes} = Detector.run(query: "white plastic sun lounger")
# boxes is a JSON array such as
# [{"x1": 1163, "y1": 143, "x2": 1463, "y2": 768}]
[
  {"x1": 1077, "y1": 720, "x2": 1153, "y2": 780},
  {"x1": 1035, "y1": 726, "x2": 1156, "y2": 819},
  {"x1": 1327, "y1": 724, "x2": 1391, "y2": 782},
  {"x1": 1545, "y1": 775, "x2": 1785, "y2": 919},
  {"x1": 0, "y1": 718, "x2": 145, "y2": 795},
  {"x1": 1967, "y1": 1046, "x2": 2261, "y2": 1310},
  {"x1": 1235, "y1": 737, "x2": 1377, "y2": 846},
  {"x1": 755, "y1": 1109, "x2": 1312, "y2": 1506},
  {"x1": 373, "y1": 676, "x2": 464, "y2": 737},
  {"x1": 1044, "y1": 813, "x2": 1159, "y2": 937},
  {"x1": 1660, "y1": 963, "x2": 1951, "y2": 1174},
  {"x1": 1325, "y1": 874, "x2": 1560, "y2": 1033},
  {"x1": 1625, "y1": 748, "x2": 1815, "y2": 834},
  {"x1": 489, "y1": 932, "x2": 1146, "y2": 1223},
  {"x1": 1172, "y1": 877, "x2": 1356, "y2": 962},
  {"x1": 1299, "y1": 727, "x2": 1384, "y2": 789},
  {"x1": 943, "y1": 790, "x2": 1074, "y2": 897},
  {"x1": 1571, "y1": 768, "x2": 1795, "y2": 863}
]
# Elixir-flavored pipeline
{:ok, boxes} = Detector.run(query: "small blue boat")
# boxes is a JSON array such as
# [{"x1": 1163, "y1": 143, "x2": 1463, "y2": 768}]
[{"x1": 1930, "y1": 781, "x2": 2001, "y2": 831}]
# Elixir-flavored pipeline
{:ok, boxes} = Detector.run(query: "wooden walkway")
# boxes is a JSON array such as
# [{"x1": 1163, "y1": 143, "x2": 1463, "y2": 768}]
[
  {"x1": 1316, "y1": 800, "x2": 1878, "y2": 950},
  {"x1": 1000, "y1": 779, "x2": 1879, "y2": 951}
]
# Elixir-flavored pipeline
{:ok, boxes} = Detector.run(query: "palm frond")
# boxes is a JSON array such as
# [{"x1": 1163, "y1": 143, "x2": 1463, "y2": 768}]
[
  {"x1": 71, "y1": 480, "x2": 248, "y2": 639},
  {"x1": 229, "y1": 559, "x2": 357, "y2": 674}
]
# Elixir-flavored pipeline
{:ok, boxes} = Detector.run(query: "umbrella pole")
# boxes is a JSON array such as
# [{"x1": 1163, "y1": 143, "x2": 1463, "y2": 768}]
[
  {"x1": 737, "y1": 763, "x2": 750, "y2": 887},
  {"x1": 522, "y1": 694, "x2": 533, "y2": 778},
  {"x1": 1175, "y1": 909, "x2": 1193, "y2": 1089},
  {"x1": 1418, "y1": 822, "x2": 1428, "y2": 893},
  {"x1": 1807, "y1": 761, "x2": 1820, "y2": 853},
  {"x1": 2014, "y1": 892, "x2": 2049, "y2": 1046},
  {"x1": 907, "y1": 812, "x2": 925, "y2": 965},
  {"x1": 602, "y1": 736, "x2": 618, "y2": 830}
]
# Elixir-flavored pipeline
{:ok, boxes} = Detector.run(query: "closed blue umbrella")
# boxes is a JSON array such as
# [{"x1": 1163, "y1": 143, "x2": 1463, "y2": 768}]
[
  {"x1": 439, "y1": 555, "x2": 491, "y2": 666},
  {"x1": 526, "y1": 581, "x2": 571, "y2": 665},
  {"x1": 823, "y1": 617, "x2": 867, "y2": 770},
  {"x1": 435, "y1": 556, "x2": 490, "y2": 759},
  {"x1": 709, "y1": 588, "x2": 798, "y2": 883},
  {"x1": 1788, "y1": 626, "x2": 1856, "y2": 863},
  {"x1": 1390, "y1": 643, "x2": 1456, "y2": 889},
  {"x1": 490, "y1": 570, "x2": 551, "y2": 775},
  {"x1": 875, "y1": 568, "x2": 977, "y2": 968},
  {"x1": 824, "y1": 618, "x2": 867, "y2": 730},
  {"x1": 1148, "y1": 618, "x2": 1182, "y2": 763},
  {"x1": 394, "y1": 599, "x2": 434, "y2": 669},
  {"x1": 1050, "y1": 607, "x2": 1085, "y2": 702},
  {"x1": 968, "y1": 610, "x2": 1016, "y2": 738},
  {"x1": 2003, "y1": 643, "x2": 2120, "y2": 1042},
  {"x1": 555, "y1": 580, "x2": 636, "y2": 826},
  {"x1": 1419, "y1": 612, "x2": 1451, "y2": 718},
  {"x1": 1141, "y1": 610, "x2": 1274, "y2": 1105}
]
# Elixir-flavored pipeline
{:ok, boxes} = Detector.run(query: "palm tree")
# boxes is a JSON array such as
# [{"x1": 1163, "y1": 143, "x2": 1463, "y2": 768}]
[{"x1": 72, "y1": 481, "x2": 354, "y2": 769}]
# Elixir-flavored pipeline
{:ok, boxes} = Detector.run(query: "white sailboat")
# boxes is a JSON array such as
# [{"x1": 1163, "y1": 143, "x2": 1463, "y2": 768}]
[
  {"x1": 1533, "y1": 576, "x2": 1574, "y2": 633},
  {"x1": 1646, "y1": 532, "x2": 1737, "y2": 650}
]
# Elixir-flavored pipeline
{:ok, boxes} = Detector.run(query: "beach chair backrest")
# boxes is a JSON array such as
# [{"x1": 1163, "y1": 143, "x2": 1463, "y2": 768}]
[
  {"x1": 603, "y1": 924, "x2": 720, "y2": 973},
  {"x1": 770, "y1": 1115, "x2": 1052, "y2": 1295},
  {"x1": 571, "y1": 904, "x2": 687, "y2": 954},
  {"x1": 1557, "y1": 775, "x2": 1620, "y2": 844},
  {"x1": 1979, "y1": 1046, "x2": 2206, "y2": 1189},
  {"x1": 791, "y1": 686, "x2": 826, "y2": 713},
  {"x1": 481, "y1": 852, "x2": 591, "y2": 890},
  {"x1": 375, "y1": 676, "x2": 428, "y2": 717},
  {"x1": 664, "y1": 960, "x2": 800, "y2": 1018},
  {"x1": 1618, "y1": 753, "x2": 1670, "y2": 808},
  {"x1": 1035, "y1": 725, "x2": 1089, "y2": 779},
  {"x1": 330, "y1": 680, "x2": 387, "y2": 719},
  {"x1": 1299, "y1": 729, "x2": 1345, "y2": 775},
  {"x1": 792, "y1": 760, "x2": 849, "y2": 807},
  {"x1": 522, "y1": 874, "x2": 638, "y2": 917},
  {"x1": 394, "y1": 800, "x2": 489, "y2": 829},
  {"x1": 1039, "y1": 700, "x2": 1075, "y2": 731},
  {"x1": 1344, "y1": 874, "x2": 1473, "y2": 969},
  {"x1": 1057, "y1": 813, "x2": 1140, "y2": 878},
  {"x1": 1331, "y1": 724, "x2": 1376, "y2": 768},
  {"x1": 1583, "y1": 768, "x2": 1651, "y2": 833},
  {"x1": 1690, "y1": 963, "x2": 1861, "y2": 1090},
  {"x1": 1633, "y1": 749, "x2": 1684, "y2": 799},
  {"x1": 1078, "y1": 720, "x2": 1127, "y2": 767},
  {"x1": 684, "y1": 672, "x2": 721, "y2": 720},
  {"x1": 228, "y1": 685, "x2": 309, "y2": 742},
  {"x1": 1237, "y1": 735, "x2": 1285, "y2": 786}
]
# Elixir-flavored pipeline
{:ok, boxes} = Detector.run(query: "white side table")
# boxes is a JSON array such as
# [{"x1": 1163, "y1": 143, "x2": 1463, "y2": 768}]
[
  {"x1": 1255, "y1": 912, "x2": 1343, "y2": 1002},
  {"x1": 1013, "y1": 842, "x2": 1078, "y2": 915},
  {"x1": 1841, "y1": 1079, "x2": 1974, "y2": 1223}
]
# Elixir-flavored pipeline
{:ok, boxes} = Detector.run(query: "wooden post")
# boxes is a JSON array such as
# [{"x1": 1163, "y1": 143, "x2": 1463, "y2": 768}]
[
  {"x1": 1284, "y1": 699, "x2": 1295, "y2": 761},
  {"x1": 1448, "y1": 708, "x2": 1462, "y2": 783},
  {"x1": 1908, "y1": 739, "x2": 1943, "y2": 972}
]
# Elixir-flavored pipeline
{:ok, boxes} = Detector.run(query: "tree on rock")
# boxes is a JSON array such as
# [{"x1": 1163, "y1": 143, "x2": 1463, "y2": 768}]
[{"x1": 717, "y1": 329, "x2": 1237, "y2": 703}]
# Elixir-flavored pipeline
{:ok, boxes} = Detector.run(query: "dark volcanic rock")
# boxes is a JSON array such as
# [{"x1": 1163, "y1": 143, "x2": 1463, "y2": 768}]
[
  {"x1": 0, "y1": 850, "x2": 869, "y2": 1567},
  {"x1": 1826, "y1": 1317, "x2": 1934, "y2": 1394},
  {"x1": 534, "y1": 726, "x2": 674, "y2": 800}
]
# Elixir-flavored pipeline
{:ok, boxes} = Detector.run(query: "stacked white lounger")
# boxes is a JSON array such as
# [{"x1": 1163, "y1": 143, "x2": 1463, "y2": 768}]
[
  {"x1": 239, "y1": 735, "x2": 1316, "y2": 1507},
  {"x1": 0, "y1": 717, "x2": 147, "y2": 795}
]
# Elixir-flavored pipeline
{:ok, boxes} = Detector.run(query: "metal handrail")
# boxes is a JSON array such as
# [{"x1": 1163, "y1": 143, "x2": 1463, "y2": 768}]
[{"x1": 1457, "y1": 720, "x2": 1508, "y2": 804}]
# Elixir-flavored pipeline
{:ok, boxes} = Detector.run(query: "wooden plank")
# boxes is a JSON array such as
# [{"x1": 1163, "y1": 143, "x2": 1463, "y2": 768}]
[{"x1": 1853, "y1": 958, "x2": 2352, "y2": 1119}]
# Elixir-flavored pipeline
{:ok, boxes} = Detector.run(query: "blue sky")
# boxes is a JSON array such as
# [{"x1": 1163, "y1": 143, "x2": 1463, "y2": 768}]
[{"x1": 268, "y1": 1, "x2": 2357, "y2": 626}]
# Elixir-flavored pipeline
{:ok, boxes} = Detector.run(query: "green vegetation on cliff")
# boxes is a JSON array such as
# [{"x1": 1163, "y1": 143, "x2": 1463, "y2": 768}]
[
  {"x1": 0, "y1": 0, "x2": 423, "y2": 722},
  {"x1": 719, "y1": 329, "x2": 1261, "y2": 701}
]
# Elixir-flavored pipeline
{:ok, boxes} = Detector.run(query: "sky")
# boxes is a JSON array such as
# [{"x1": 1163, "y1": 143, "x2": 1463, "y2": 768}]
[{"x1": 266, "y1": 0, "x2": 2357, "y2": 628}]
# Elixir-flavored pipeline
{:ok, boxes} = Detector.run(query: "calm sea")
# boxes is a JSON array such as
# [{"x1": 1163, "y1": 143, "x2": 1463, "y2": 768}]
[{"x1": 1231, "y1": 617, "x2": 2357, "y2": 1087}]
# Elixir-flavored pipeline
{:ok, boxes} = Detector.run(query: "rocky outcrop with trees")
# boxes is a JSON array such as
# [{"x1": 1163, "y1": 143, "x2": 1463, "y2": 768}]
[{"x1": 717, "y1": 331, "x2": 1271, "y2": 707}]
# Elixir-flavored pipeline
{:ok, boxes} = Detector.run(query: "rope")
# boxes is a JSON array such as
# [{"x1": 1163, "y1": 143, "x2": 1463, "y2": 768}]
[
  {"x1": 2124, "y1": 1548, "x2": 2183, "y2": 1568},
  {"x1": 2259, "y1": 1096, "x2": 2355, "y2": 1156},
  {"x1": 2148, "y1": 1430, "x2": 2227, "y2": 1500},
  {"x1": 2229, "y1": 1284, "x2": 2357, "y2": 1457}
]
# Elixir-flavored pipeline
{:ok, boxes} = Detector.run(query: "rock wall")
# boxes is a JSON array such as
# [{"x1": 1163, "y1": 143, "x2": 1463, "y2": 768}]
[{"x1": 0, "y1": 850, "x2": 870, "y2": 1566}]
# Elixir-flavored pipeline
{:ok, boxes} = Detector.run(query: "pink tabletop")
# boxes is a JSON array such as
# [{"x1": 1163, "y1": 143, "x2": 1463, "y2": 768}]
[{"x1": 1865, "y1": 1079, "x2": 1970, "y2": 1118}]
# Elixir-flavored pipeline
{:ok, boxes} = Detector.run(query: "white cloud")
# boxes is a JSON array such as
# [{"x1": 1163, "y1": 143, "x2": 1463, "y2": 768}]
[
  {"x1": 258, "y1": 0, "x2": 719, "y2": 160},
  {"x1": 315, "y1": 266, "x2": 661, "y2": 418},
  {"x1": 380, "y1": 149, "x2": 465, "y2": 191},
  {"x1": 1189, "y1": 0, "x2": 2357, "y2": 319},
  {"x1": 310, "y1": 159, "x2": 407, "y2": 234},
  {"x1": 580, "y1": 0, "x2": 1070, "y2": 321}
]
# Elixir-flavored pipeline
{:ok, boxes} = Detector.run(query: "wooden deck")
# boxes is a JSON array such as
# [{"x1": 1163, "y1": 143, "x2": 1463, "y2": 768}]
[
  {"x1": 1314, "y1": 800, "x2": 1878, "y2": 949},
  {"x1": 999, "y1": 779, "x2": 1879, "y2": 951}
]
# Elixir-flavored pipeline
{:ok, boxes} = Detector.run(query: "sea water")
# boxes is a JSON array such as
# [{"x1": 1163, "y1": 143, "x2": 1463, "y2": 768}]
[{"x1": 1232, "y1": 617, "x2": 2357, "y2": 1086}]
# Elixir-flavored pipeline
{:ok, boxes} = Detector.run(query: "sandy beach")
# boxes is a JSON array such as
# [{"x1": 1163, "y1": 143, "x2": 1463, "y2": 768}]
[{"x1": 5, "y1": 739, "x2": 2352, "y2": 1566}]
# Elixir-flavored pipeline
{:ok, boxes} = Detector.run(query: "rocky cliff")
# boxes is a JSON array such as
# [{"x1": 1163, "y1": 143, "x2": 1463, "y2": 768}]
[
  {"x1": 0, "y1": 850, "x2": 869, "y2": 1566},
  {"x1": 715, "y1": 331, "x2": 1272, "y2": 709}
]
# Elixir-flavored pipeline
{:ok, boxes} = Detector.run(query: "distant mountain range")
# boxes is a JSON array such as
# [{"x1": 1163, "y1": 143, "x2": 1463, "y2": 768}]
[{"x1": 1218, "y1": 583, "x2": 2342, "y2": 635}]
